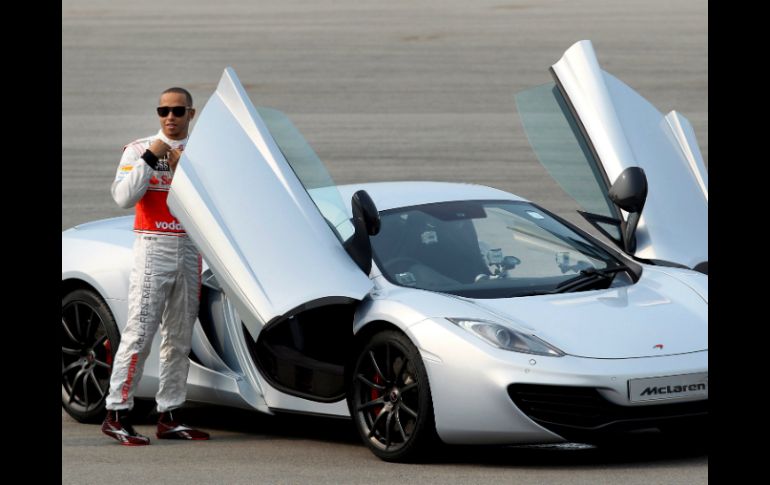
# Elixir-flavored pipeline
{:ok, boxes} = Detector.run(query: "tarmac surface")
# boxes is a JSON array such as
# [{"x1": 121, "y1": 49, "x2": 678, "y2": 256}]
[{"x1": 62, "y1": 0, "x2": 707, "y2": 483}]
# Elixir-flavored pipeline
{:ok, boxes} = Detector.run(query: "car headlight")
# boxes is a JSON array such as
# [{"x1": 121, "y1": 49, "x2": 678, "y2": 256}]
[{"x1": 446, "y1": 318, "x2": 564, "y2": 357}]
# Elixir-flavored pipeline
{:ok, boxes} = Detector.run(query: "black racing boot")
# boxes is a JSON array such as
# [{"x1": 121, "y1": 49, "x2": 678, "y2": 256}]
[
  {"x1": 156, "y1": 410, "x2": 210, "y2": 440},
  {"x1": 101, "y1": 410, "x2": 151, "y2": 446}
]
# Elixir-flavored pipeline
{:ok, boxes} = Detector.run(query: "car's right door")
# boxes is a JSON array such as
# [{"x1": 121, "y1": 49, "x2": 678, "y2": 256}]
[{"x1": 516, "y1": 40, "x2": 707, "y2": 271}]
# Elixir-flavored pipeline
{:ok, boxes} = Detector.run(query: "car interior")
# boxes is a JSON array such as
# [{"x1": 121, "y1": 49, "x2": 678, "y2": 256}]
[
  {"x1": 373, "y1": 209, "x2": 491, "y2": 285},
  {"x1": 247, "y1": 304, "x2": 357, "y2": 401}
]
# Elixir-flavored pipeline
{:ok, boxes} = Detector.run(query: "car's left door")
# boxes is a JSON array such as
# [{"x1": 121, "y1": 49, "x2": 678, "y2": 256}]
[{"x1": 168, "y1": 68, "x2": 373, "y2": 346}]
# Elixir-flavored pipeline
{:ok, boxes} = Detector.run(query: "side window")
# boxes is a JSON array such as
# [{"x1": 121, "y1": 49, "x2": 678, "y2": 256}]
[
  {"x1": 257, "y1": 107, "x2": 353, "y2": 243},
  {"x1": 515, "y1": 83, "x2": 622, "y2": 241}
]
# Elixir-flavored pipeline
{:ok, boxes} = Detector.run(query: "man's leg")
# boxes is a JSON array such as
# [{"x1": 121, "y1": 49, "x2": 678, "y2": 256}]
[
  {"x1": 155, "y1": 237, "x2": 200, "y2": 413},
  {"x1": 156, "y1": 238, "x2": 209, "y2": 439},
  {"x1": 105, "y1": 236, "x2": 174, "y2": 411},
  {"x1": 102, "y1": 236, "x2": 175, "y2": 445}
]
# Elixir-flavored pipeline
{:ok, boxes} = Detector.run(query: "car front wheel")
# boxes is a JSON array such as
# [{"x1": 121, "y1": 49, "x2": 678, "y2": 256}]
[
  {"x1": 61, "y1": 289, "x2": 120, "y2": 423},
  {"x1": 349, "y1": 330, "x2": 438, "y2": 462}
]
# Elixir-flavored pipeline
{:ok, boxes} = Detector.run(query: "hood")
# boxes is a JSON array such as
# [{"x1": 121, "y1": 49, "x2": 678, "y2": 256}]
[
  {"x1": 397, "y1": 267, "x2": 707, "y2": 359},
  {"x1": 470, "y1": 268, "x2": 707, "y2": 358}
]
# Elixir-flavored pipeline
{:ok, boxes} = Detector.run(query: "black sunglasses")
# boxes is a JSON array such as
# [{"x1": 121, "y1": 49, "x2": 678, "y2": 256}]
[{"x1": 156, "y1": 106, "x2": 191, "y2": 117}]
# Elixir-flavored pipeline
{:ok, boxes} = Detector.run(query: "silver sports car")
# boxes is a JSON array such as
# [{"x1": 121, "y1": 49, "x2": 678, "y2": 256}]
[{"x1": 61, "y1": 40, "x2": 707, "y2": 461}]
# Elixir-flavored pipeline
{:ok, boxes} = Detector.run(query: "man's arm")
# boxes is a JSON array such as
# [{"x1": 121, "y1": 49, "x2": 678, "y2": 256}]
[{"x1": 111, "y1": 140, "x2": 170, "y2": 208}]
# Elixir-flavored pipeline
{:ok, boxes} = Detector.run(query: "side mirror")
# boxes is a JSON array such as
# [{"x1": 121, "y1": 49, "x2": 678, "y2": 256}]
[
  {"x1": 344, "y1": 190, "x2": 380, "y2": 274},
  {"x1": 608, "y1": 167, "x2": 648, "y2": 213},
  {"x1": 608, "y1": 167, "x2": 647, "y2": 253},
  {"x1": 352, "y1": 190, "x2": 380, "y2": 236}
]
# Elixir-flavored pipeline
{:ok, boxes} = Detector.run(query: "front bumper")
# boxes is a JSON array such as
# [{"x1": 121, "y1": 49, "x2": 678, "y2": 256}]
[
  {"x1": 507, "y1": 383, "x2": 707, "y2": 442},
  {"x1": 407, "y1": 318, "x2": 708, "y2": 445}
]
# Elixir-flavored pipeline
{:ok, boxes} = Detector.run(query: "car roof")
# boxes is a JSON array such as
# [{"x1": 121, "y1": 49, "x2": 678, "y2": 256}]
[{"x1": 335, "y1": 181, "x2": 527, "y2": 212}]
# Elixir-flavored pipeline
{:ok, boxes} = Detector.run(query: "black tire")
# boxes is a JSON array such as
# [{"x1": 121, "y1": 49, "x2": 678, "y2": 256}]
[
  {"x1": 61, "y1": 289, "x2": 121, "y2": 423},
  {"x1": 348, "y1": 330, "x2": 438, "y2": 462}
]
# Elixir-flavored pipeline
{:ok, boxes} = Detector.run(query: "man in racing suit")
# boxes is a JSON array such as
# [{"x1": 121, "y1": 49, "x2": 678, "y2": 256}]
[{"x1": 101, "y1": 87, "x2": 210, "y2": 445}]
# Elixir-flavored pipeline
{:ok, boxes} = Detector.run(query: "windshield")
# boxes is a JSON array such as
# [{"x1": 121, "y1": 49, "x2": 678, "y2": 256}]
[{"x1": 370, "y1": 200, "x2": 628, "y2": 298}]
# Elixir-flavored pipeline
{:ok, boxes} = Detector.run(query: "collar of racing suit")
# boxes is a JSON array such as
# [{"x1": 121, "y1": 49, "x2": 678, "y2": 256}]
[{"x1": 155, "y1": 129, "x2": 188, "y2": 150}]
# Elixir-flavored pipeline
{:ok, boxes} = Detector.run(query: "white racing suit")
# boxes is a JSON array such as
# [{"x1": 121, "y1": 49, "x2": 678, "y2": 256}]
[{"x1": 105, "y1": 130, "x2": 201, "y2": 413}]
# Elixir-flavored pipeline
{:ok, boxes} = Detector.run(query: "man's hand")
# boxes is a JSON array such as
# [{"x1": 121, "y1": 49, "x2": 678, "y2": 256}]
[
  {"x1": 149, "y1": 139, "x2": 171, "y2": 158},
  {"x1": 167, "y1": 147, "x2": 183, "y2": 171}
]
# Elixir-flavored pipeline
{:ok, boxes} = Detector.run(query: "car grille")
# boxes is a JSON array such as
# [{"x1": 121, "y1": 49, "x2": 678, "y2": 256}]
[{"x1": 507, "y1": 383, "x2": 708, "y2": 439}]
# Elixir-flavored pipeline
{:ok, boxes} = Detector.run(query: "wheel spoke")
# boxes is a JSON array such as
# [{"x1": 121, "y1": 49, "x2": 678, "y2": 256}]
[
  {"x1": 357, "y1": 373, "x2": 385, "y2": 391},
  {"x1": 61, "y1": 318, "x2": 80, "y2": 345},
  {"x1": 93, "y1": 359, "x2": 111, "y2": 370},
  {"x1": 84, "y1": 308, "x2": 96, "y2": 343},
  {"x1": 90, "y1": 334, "x2": 108, "y2": 351},
  {"x1": 368, "y1": 350, "x2": 386, "y2": 382},
  {"x1": 73, "y1": 303, "x2": 83, "y2": 340},
  {"x1": 82, "y1": 369, "x2": 90, "y2": 409},
  {"x1": 384, "y1": 409, "x2": 393, "y2": 448},
  {"x1": 385, "y1": 342, "x2": 391, "y2": 381},
  {"x1": 357, "y1": 396, "x2": 385, "y2": 412},
  {"x1": 367, "y1": 407, "x2": 388, "y2": 438},
  {"x1": 400, "y1": 382, "x2": 418, "y2": 394},
  {"x1": 62, "y1": 347, "x2": 80, "y2": 356},
  {"x1": 62, "y1": 361, "x2": 82, "y2": 377},
  {"x1": 396, "y1": 357, "x2": 409, "y2": 383},
  {"x1": 68, "y1": 369, "x2": 87, "y2": 405},
  {"x1": 395, "y1": 410, "x2": 407, "y2": 441},
  {"x1": 89, "y1": 371, "x2": 106, "y2": 400},
  {"x1": 399, "y1": 402, "x2": 418, "y2": 419}
]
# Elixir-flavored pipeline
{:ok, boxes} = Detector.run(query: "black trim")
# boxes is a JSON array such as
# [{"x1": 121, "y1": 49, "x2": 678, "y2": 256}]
[
  {"x1": 269, "y1": 407, "x2": 350, "y2": 419},
  {"x1": 508, "y1": 383, "x2": 708, "y2": 441},
  {"x1": 141, "y1": 149, "x2": 160, "y2": 170},
  {"x1": 263, "y1": 296, "x2": 361, "y2": 332},
  {"x1": 576, "y1": 210, "x2": 623, "y2": 248},
  {"x1": 635, "y1": 258, "x2": 690, "y2": 270},
  {"x1": 693, "y1": 261, "x2": 708, "y2": 275}
]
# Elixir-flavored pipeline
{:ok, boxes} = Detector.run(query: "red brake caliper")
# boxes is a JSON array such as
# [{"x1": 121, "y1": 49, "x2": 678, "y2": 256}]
[
  {"x1": 371, "y1": 373, "x2": 383, "y2": 417},
  {"x1": 104, "y1": 340, "x2": 113, "y2": 366}
]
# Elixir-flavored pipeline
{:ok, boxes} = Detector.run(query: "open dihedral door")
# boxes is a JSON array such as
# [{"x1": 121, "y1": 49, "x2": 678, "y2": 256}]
[
  {"x1": 168, "y1": 67, "x2": 374, "y2": 345},
  {"x1": 516, "y1": 40, "x2": 707, "y2": 271}
]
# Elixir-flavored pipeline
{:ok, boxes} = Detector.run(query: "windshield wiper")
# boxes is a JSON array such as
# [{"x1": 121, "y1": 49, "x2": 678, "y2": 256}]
[{"x1": 550, "y1": 265, "x2": 631, "y2": 294}]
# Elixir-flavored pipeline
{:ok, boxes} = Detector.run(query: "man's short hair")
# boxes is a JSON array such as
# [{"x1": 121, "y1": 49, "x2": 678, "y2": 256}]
[{"x1": 161, "y1": 87, "x2": 193, "y2": 107}]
